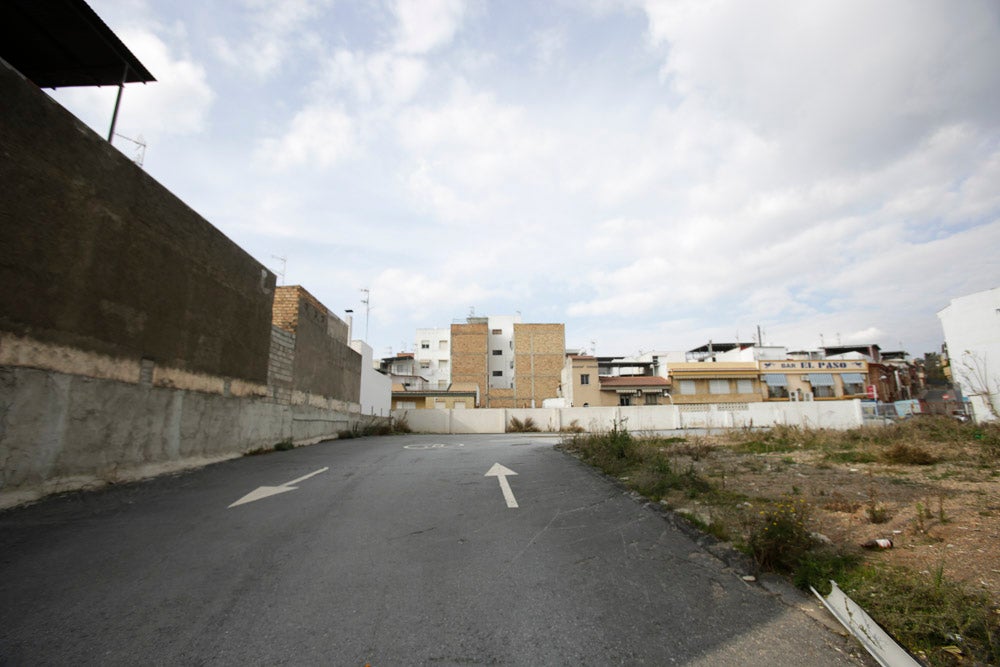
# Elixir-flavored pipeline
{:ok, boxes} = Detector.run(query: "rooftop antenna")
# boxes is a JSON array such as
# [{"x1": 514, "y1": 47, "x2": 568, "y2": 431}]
[
  {"x1": 590, "y1": 340, "x2": 596, "y2": 355},
  {"x1": 836, "y1": 332, "x2": 842, "y2": 345},
  {"x1": 270, "y1": 255, "x2": 287, "y2": 286},
  {"x1": 360, "y1": 288, "x2": 371, "y2": 342},
  {"x1": 113, "y1": 132, "x2": 146, "y2": 167}
]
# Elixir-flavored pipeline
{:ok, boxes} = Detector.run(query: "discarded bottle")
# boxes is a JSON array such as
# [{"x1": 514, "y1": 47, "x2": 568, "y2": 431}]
[{"x1": 861, "y1": 538, "x2": 893, "y2": 549}]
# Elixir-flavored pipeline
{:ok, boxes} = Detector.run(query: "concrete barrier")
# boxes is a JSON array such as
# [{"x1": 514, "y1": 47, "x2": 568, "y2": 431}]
[
  {"x1": 393, "y1": 400, "x2": 864, "y2": 434},
  {"x1": 0, "y1": 366, "x2": 370, "y2": 508}
]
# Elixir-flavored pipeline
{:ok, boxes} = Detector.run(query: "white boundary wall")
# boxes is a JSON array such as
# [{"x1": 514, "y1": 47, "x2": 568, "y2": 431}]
[{"x1": 396, "y1": 400, "x2": 864, "y2": 434}]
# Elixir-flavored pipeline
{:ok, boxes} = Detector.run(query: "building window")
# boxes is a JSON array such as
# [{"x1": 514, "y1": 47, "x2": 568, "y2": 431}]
[
  {"x1": 709, "y1": 379, "x2": 730, "y2": 394},
  {"x1": 437, "y1": 380, "x2": 448, "y2": 388},
  {"x1": 492, "y1": 349, "x2": 503, "y2": 355},
  {"x1": 419, "y1": 360, "x2": 430, "y2": 368},
  {"x1": 439, "y1": 340, "x2": 448, "y2": 350},
  {"x1": 841, "y1": 373, "x2": 866, "y2": 396},
  {"x1": 492, "y1": 328, "x2": 502, "y2": 335},
  {"x1": 492, "y1": 370, "x2": 503, "y2": 377},
  {"x1": 736, "y1": 379, "x2": 753, "y2": 394},
  {"x1": 679, "y1": 380, "x2": 696, "y2": 395},
  {"x1": 644, "y1": 393, "x2": 658, "y2": 405},
  {"x1": 763, "y1": 374, "x2": 788, "y2": 399},
  {"x1": 580, "y1": 374, "x2": 590, "y2": 385},
  {"x1": 843, "y1": 382, "x2": 865, "y2": 395},
  {"x1": 438, "y1": 359, "x2": 448, "y2": 368},
  {"x1": 420, "y1": 340, "x2": 430, "y2": 349},
  {"x1": 808, "y1": 373, "x2": 835, "y2": 398},
  {"x1": 619, "y1": 395, "x2": 631, "y2": 406}
]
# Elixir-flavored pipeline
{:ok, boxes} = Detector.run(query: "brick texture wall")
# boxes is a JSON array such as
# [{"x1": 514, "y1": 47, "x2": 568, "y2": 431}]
[
  {"x1": 270, "y1": 285, "x2": 360, "y2": 403},
  {"x1": 0, "y1": 60, "x2": 276, "y2": 384},
  {"x1": 513, "y1": 323, "x2": 565, "y2": 408},
  {"x1": 451, "y1": 322, "x2": 488, "y2": 406}
]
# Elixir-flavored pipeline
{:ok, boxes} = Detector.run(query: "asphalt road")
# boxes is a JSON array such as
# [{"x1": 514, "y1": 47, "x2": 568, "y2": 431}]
[{"x1": 0, "y1": 434, "x2": 866, "y2": 665}]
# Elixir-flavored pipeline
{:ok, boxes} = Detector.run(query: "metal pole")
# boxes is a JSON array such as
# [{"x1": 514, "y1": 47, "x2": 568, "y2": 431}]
[{"x1": 107, "y1": 63, "x2": 129, "y2": 142}]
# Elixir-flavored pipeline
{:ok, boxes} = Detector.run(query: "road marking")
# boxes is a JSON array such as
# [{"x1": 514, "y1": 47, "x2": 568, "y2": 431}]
[
  {"x1": 485, "y1": 462, "x2": 519, "y2": 508},
  {"x1": 228, "y1": 467, "x2": 329, "y2": 508},
  {"x1": 403, "y1": 443, "x2": 465, "y2": 450}
]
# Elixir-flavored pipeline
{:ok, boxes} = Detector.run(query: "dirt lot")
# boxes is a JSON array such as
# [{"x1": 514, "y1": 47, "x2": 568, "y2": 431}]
[{"x1": 667, "y1": 434, "x2": 1000, "y2": 601}]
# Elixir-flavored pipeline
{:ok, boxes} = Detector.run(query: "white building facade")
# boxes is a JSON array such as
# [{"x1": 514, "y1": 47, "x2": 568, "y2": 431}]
[
  {"x1": 485, "y1": 314, "x2": 520, "y2": 390},
  {"x1": 938, "y1": 286, "x2": 1000, "y2": 422},
  {"x1": 415, "y1": 327, "x2": 451, "y2": 389},
  {"x1": 350, "y1": 339, "x2": 392, "y2": 417}
]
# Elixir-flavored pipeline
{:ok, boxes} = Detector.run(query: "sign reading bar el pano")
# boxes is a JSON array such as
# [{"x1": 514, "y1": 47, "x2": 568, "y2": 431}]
[{"x1": 760, "y1": 360, "x2": 867, "y2": 371}]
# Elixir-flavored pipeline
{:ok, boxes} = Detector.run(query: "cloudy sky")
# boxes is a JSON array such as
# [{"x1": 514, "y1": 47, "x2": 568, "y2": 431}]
[{"x1": 51, "y1": 0, "x2": 1000, "y2": 359}]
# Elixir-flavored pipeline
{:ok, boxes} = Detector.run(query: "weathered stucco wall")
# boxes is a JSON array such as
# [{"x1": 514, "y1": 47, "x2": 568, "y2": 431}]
[
  {"x1": 395, "y1": 401, "x2": 865, "y2": 434},
  {"x1": 0, "y1": 364, "x2": 370, "y2": 509},
  {"x1": 292, "y1": 296, "x2": 361, "y2": 403},
  {"x1": 0, "y1": 60, "x2": 276, "y2": 384}
]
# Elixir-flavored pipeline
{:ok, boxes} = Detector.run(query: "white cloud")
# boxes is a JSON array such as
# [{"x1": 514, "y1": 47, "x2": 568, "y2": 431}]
[
  {"x1": 212, "y1": 0, "x2": 331, "y2": 78},
  {"x1": 48, "y1": 28, "x2": 213, "y2": 140},
  {"x1": 255, "y1": 105, "x2": 356, "y2": 169},
  {"x1": 393, "y1": 0, "x2": 467, "y2": 54},
  {"x1": 318, "y1": 50, "x2": 428, "y2": 106},
  {"x1": 640, "y1": 0, "x2": 1000, "y2": 176}
]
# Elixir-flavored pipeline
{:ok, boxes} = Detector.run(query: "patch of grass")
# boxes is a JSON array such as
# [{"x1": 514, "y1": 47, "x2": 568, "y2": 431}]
[
  {"x1": 338, "y1": 418, "x2": 406, "y2": 439},
  {"x1": 736, "y1": 439, "x2": 800, "y2": 454},
  {"x1": 745, "y1": 497, "x2": 815, "y2": 572},
  {"x1": 561, "y1": 419, "x2": 585, "y2": 434},
  {"x1": 508, "y1": 416, "x2": 540, "y2": 432},
  {"x1": 866, "y1": 487, "x2": 892, "y2": 524},
  {"x1": 244, "y1": 439, "x2": 294, "y2": 455},
  {"x1": 883, "y1": 442, "x2": 939, "y2": 465},
  {"x1": 793, "y1": 548, "x2": 862, "y2": 593},
  {"x1": 840, "y1": 564, "x2": 1000, "y2": 666}
]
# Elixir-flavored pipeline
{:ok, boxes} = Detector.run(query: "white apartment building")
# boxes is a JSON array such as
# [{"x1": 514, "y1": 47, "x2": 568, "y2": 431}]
[
  {"x1": 938, "y1": 286, "x2": 1000, "y2": 422},
  {"x1": 484, "y1": 314, "x2": 520, "y2": 389},
  {"x1": 415, "y1": 327, "x2": 451, "y2": 389}
]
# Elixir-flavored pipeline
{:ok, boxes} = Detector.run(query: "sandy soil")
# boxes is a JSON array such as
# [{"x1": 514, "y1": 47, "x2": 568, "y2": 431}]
[{"x1": 667, "y1": 438, "x2": 1000, "y2": 602}]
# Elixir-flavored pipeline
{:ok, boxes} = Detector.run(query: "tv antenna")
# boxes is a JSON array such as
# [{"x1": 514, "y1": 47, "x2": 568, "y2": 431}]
[
  {"x1": 113, "y1": 132, "x2": 146, "y2": 167},
  {"x1": 270, "y1": 255, "x2": 287, "y2": 285}
]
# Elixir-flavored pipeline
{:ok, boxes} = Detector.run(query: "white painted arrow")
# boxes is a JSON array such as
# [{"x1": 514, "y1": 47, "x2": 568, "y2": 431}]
[
  {"x1": 485, "y1": 462, "x2": 519, "y2": 509},
  {"x1": 228, "y1": 467, "x2": 329, "y2": 508}
]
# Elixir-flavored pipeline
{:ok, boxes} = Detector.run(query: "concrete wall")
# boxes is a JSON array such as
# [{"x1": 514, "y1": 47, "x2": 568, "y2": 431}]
[
  {"x1": 0, "y1": 62, "x2": 376, "y2": 508},
  {"x1": 0, "y1": 364, "x2": 367, "y2": 508},
  {"x1": 0, "y1": 60, "x2": 276, "y2": 384},
  {"x1": 395, "y1": 400, "x2": 865, "y2": 434},
  {"x1": 351, "y1": 339, "x2": 391, "y2": 417}
]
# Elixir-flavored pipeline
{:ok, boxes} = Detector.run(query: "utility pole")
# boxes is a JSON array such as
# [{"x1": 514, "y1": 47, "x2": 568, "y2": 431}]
[{"x1": 360, "y1": 288, "x2": 371, "y2": 341}]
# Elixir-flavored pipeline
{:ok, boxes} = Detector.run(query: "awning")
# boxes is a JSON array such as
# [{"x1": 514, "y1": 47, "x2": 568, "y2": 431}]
[
  {"x1": 763, "y1": 374, "x2": 788, "y2": 387},
  {"x1": 0, "y1": 0, "x2": 156, "y2": 87},
  {"x1": 841, "y1": 373, "x2": 866, "y2": 383},
  {"x1": 808, "y1": 373, "x2": 835, "y2": 386}
]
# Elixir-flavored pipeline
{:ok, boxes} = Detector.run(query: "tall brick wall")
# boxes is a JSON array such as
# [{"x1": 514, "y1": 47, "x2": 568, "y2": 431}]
[
  {"x1": 451, "y1": 322, "x2": 488, "y2": 406},
  {"x1": 513, "y1": 323, "x2": 565, "y2": 408},
  {"x1": 272, "y1": 287, "x2": 301, "y2": 333},
  {"x1": 267, "y1": 325, "x2": 295, "y2": 403},
  {"x1": 0, "y1": 60, "x2": 276, "y2": 383},
  {"x1": 271, "y1": 285, "x2": 360, "y2": 403}
]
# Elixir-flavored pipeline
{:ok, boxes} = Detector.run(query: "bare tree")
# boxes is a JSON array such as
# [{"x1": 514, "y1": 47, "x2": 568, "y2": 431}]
[{"x1": 958, "y1": 350, "x2": 999, "y2": 421}]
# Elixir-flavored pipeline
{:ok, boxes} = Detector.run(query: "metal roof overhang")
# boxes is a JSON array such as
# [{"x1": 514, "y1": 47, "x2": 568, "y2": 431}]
[{"x1": 0, "y1": 0, "x2": 155, "y2": 88}]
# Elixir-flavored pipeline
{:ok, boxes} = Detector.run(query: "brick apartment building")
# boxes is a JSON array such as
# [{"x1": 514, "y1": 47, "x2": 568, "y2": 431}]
[{"x1": 450, "y1": 316, "x2": 565, "y2": 408}]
